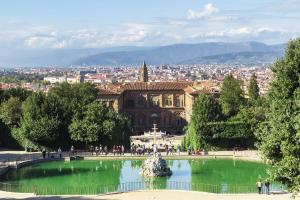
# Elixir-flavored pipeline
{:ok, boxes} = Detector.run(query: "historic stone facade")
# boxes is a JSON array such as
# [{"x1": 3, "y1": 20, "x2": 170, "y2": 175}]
[{"x1": 97, "y1": 62, "x2": 220, "y2": 135}]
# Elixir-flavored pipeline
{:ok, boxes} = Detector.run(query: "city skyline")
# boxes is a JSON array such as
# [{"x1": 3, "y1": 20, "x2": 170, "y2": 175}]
[{"x1": 0, "y1": 0, "x2": 299, "y2": 51}]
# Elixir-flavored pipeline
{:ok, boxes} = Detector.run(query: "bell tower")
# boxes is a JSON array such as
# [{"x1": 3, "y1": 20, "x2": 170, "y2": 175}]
[{"x1": 139, "y1": 61, "x2": 148, "y2": 82}]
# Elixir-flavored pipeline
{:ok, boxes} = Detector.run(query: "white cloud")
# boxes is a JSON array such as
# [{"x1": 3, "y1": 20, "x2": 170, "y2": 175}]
[
  {"x1": 0, "y1": 6, "x2": 295, "y2": 51},
  {"x1": 25, "y1": 36, "x2": 59, "y2": 48},
  {"x1": 187, "y1": 3, "x2": 219, "y2": 20}
]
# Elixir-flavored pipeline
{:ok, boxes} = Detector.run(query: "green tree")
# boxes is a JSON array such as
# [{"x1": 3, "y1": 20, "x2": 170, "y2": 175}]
[
  {"x1": 256, "y1": 38, "x2": 300, "y2": 194},
  {"x1": 248, "y1": 73, "x2": 260, "y2": 104},
  {"x1": 220, "y1": 74, "x2": 244, "y2": 117},
  {"x1": 16, "y1": 93, "x2": 66, "y2": 149},
  {"x1": 185, "y1": 94, "x2": 222, "y2": 150},
  {"x1": 2, "y1": 88, "x2": 32, "y2": 102},
  {"x1": 0, "y1": 97, "x2": 22, "y2": 128},
  {"x1": 49, "y1": 82, "x2": 98, "y2": 124},
  {"x1": 0, "y1": 95, "x2": 27, "y2": 149},
  {"x1": 69, "y1": 101, "x2": 131, "y2": 147}
]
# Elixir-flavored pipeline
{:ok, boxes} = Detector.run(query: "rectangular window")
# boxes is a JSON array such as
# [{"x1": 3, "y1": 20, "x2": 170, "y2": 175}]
[
  {"x1": 150, "y1": 95, "x2": 160, "y2": 107},
  {"x1": 175, "y1": 97, "x2": 180, "y2": 107},
  {"x1": 127, "y1": 100, "x2": 135, "y2": 108},
  {"x1": 164, "y1": 94, "x2": 173, "y2": 107}
]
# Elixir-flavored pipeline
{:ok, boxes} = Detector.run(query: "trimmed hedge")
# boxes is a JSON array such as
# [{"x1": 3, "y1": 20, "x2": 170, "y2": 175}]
[{"x1": 206, "y1": 121, "x2": 255, "y2": 149}]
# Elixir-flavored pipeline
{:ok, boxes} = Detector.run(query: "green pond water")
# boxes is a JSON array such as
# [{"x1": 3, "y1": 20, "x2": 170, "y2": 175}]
[{"x1": 0, "y1": 158, "x2": 280, "y2": 194}]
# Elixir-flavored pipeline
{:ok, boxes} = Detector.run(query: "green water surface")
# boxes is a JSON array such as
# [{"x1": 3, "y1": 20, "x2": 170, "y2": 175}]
[{"x1": 0, "y1": 158, "x2": 278, "y2": 194}]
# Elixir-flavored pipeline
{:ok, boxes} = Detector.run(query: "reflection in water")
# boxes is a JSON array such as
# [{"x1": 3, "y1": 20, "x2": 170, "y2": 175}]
[{"x1": 0, "y1": 159, "x2": 276, "y2": 194}]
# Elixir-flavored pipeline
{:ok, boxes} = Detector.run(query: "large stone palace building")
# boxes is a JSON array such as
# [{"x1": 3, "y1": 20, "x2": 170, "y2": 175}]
[{"x1": 97, "y1": 62, "x2": 220, "y2": 135}]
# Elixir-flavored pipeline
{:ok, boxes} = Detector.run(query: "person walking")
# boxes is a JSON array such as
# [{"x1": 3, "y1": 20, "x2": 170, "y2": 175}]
[
  {"x1": 265, "y1": 179, "x2": 270, "y2": 195},
  {"x1": 256, "y1": 179, "x2": 262, "y2": 194},
  {"x1": 177, "y1": 144, "x2": 181, "y2": 155}
]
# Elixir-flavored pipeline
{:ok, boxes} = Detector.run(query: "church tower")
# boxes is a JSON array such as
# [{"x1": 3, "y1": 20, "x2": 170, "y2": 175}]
[{"x1": 139, "y1": 61, "x2": 148, "y2": 82}]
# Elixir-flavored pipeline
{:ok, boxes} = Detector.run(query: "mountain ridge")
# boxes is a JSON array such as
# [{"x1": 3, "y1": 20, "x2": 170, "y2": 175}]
[
  {"x1": 0, "y1": 42, "x2": 286, "y2": 67},
  {"x1": 75, "y1": 42, "x2": 286, "y2": 66}
]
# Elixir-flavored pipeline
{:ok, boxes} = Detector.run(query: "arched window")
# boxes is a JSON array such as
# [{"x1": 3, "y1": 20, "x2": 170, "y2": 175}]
[
  {"x1": 164, "y1": 115, "x2": 171, "y2": 126},
  {"x1": 150, "y1": 113, "x2": 160, "y2": 125},
  {"x1": 138, "y1": 114, "x2": 146, "y2": 125}
]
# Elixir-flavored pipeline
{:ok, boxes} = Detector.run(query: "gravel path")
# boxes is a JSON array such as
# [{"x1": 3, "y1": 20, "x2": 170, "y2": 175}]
[{"x1": 0, "y1": 190, "x2": 297, "y2": 200}]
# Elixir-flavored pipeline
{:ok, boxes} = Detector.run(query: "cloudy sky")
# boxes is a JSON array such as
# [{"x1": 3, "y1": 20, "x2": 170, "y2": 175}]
[{"x1": 0, "y1": 0, "x2": 299, "y2": 50}]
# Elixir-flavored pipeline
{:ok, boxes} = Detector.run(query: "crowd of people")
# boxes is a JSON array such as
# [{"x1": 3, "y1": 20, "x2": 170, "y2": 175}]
[
  {"x1": 41, "y1": 144, "x2": 212, "y2": 158},
  {"x1": 130, "y1": 143, "x2": 182, "y2": 155},
  {"x1": 87, "y1": 145, "x2": 108, "y2": 155}
]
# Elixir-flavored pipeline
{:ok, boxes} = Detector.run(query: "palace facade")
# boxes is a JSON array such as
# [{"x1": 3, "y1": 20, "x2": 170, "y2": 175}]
[{"x1": 97, "y1": 62, "x2": 220, "y2": 135}]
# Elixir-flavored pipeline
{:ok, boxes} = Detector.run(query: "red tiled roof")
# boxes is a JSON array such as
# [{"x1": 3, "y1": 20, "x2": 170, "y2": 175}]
[
  {"x1": 120, "y1": 82, "x2": 192, "y2": 91},
  {"x1": 184, "y1": 85, "x2": 220, "y2": 95},
  {"x1": 98, "y1": 81, "x2": 220, "y2": 95},
  {"x1": 98, "y1": 88, "x2": 120, "y2": 95}
]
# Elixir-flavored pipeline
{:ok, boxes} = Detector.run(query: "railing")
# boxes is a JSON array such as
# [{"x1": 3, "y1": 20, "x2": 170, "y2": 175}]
[
  {"x1": 0, "y1": 153, "x2": 42, "y2": 167},
  {"x1": 0, "y1": 181, "x2": 287, "y2": 195}
]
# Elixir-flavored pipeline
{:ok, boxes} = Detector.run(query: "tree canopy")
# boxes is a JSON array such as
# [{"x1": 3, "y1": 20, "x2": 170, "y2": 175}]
[
  {"x1": 69, "y1": 101, "x2": 115, "y2": 144},
  {"x1": 5, "y1": 82, "x2": 132, "y2": 150},
  {"x1": 16, "y1": 92, "x2": 66, "y2": 148},
  {"x1": 0, "y1": 97, "x2": 22, "y2": 128},
  {"x1": 256, "y1": 38, "x2": 300, "y2": 194}
]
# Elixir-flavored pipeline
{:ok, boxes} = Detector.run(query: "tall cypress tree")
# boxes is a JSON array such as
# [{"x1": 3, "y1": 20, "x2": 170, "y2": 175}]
[
  {"x1": 248, "y1": 73, "x2": 260, "y2": 103},
  {"x1": 185, "y1": 94, "x2": 222, "y2": 150},
  {"x1": 257, "y1": 38, "x2": 300, "y2": 194},
  {"x1": 220, "y1": 74, "x2": 244, "y2": 117}
]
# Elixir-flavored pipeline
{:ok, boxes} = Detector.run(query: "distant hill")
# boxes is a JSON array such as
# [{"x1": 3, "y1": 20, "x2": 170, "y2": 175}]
[
  {"x1": 0, "y1": 46, "x2": 154, "y2": 67},
  {"x1": 179, "y1": 51, "x2": 283, "y2": 65},
  {"x1": 0, "y1": 42, "x2": 286, "y2": 67},
  {"x1": 75, "y1": 42, "x2": 286, "y2": 66}
]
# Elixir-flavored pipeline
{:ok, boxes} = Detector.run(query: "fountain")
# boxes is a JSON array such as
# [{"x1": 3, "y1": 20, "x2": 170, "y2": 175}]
[{"x1": 140, "y1": 124, "x2": 172, "y2": 177}]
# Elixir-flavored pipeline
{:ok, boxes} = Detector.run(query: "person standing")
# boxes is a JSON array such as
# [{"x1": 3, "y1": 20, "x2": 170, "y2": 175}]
[
  {"x1": 165, "y1": 145, "x2": 168, "y2": 155},
  {"x1": 113, "y1": 145, "x2": 116, "y2": 156},
  {"x1": 121, "y1": 145, "x2": 125, "y2": 155},
  {"x1": 177, "y1": 144, "x2": 181, "y2": 155},
  {"x1": 58, "y1": 147, "x2": 62, "y2": 158},
  {"x1": 256, "y1": 179, "x2": 262, "y2": 194},
  {"x1": 104, "y1": 145, "x2": 108, "y2": 155},
  {"x1": 99, "y1": 144, "x2": 103, "y2": 155},
  {"x1": 70, "y1": 145, "x2": 74, "y2": 156},
  {"x1": 265, "y1": 179, "x2": 270, "y2": 195},
  {"x1": 42, "y1": 148, "x2": 46, "y2": 159},
  {"x1": 95, "y1": 146, "x2": 99, "y2": 156}
]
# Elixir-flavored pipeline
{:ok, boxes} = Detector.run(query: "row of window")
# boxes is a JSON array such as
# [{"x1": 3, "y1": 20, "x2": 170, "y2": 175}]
[
  {"x1": 126, "y1": 96, "x2": 184, "y2": 108},
  {"x1": 133, "y1": 115, "x2": 185, "y2": 126}
]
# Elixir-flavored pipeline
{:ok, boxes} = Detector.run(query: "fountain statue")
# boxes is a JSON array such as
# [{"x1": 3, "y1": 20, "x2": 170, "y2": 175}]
[{"x1": 140, "y1": 124, "x2": 172, "y2": 177}]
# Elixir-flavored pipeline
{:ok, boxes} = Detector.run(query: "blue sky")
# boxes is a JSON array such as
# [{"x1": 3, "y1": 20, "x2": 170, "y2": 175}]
[{"x1": 0, "y1": 0, "x2": 299, "y2": 49}]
